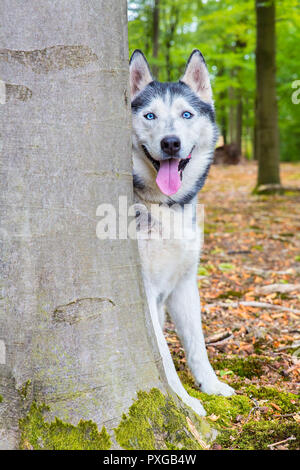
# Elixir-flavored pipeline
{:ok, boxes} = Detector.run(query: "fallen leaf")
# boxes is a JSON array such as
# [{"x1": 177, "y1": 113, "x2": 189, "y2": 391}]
[
  {"x1": 270, "y1": 402, "x2": 281, "y2": 411},
  {"x1": 207, "y1": 414, "x2": 220, "y2": 422}
]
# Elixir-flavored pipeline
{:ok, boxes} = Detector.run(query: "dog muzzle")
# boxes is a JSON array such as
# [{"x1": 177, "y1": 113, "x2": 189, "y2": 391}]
[{"x1": 142, "y1": 145, "x2": 193, "y2": 196}]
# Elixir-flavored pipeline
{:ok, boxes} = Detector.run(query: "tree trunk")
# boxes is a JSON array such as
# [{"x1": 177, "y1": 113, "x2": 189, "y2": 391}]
[
  {"x1": 255, "y1": 0, "x2": 281, "y2": 186},
  {"x1": 221, "y1": 114, "x2": 227, "y2": 145},
  {"x1": 228, "y1": 85, "x2": 236, "y2": 144},
  {"x1": 165, "y1": 6, "x2": 179, "y2": 82},
  {"x1": 236, "y1": 94, "x2": 243, "y2": 156},
  {"x1": 152, "y1": 0, "x2": 160, "y2": 79},
  {"x1": 0, "y1": 0, "x2": 211, "y2": 450}
]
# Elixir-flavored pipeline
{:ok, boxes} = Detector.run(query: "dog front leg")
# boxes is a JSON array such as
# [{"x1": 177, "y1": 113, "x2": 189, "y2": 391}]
[
  {"x1": 167, "y1": 270, "x2": 235, "y2": 396},
  {"x1": 143, "y1": 280, "x2": 206, "y2": 416}
]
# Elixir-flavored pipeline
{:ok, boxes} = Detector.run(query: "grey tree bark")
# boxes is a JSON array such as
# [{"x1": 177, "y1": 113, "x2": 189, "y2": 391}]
[
  {"x1": 0, "y1": 0, "x2": 212, "y2": 451},
  {"x1": 255, "y1": 0, "x2": 281, "y2": 188}
]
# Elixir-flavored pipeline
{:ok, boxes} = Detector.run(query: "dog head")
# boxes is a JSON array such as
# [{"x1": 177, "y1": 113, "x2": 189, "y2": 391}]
[{"x1": 129, "y1": 50, "x2": 218, "y2": 204}]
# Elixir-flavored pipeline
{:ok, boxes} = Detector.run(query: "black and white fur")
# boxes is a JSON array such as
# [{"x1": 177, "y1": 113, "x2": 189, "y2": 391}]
[{"x1": 130, "y1": 50, "x2": 234, "y2": 416}]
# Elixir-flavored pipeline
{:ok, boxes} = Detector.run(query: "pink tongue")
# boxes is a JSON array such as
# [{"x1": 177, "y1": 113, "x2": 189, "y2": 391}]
[{"x1": 156, "y1": 158, "x2": 181, "y2": 196}]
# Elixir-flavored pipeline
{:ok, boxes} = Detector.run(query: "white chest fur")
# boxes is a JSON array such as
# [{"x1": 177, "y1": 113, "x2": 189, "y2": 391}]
[{"x1": 136, "y1": 201, "x2": 202, "y2": 300}]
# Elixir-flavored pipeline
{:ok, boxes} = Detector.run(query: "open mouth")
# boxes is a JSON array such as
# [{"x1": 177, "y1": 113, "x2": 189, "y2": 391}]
[{"x1": 141, "y1": 145, "x2": 194, "y2": 196}]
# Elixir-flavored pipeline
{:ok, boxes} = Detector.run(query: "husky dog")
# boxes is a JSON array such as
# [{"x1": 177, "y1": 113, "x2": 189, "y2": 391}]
[{"x1": 129, "y1": 50, "x2": 234, "y2": 416}]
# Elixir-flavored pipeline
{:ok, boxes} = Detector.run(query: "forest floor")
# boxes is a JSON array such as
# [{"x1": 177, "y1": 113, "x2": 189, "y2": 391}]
[{"x1": 165, "y1": 162, "x2": 300, "y2": 450}]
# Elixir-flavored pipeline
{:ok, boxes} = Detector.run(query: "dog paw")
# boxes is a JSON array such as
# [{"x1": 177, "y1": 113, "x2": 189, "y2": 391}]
[
  {"x1": 182, "y1": 394, "x2": 206, "y2": 416},
  {"x1": 199, "y1": 379, "x2": 235, "y2": 397}
]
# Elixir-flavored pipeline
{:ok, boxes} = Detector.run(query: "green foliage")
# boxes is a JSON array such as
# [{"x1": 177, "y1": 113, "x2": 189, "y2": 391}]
[
  {"x1": 128, "y1": 0, "x2": 300, "y2": 161},
  {"x1": 19, "y1": 403, "x2": 111, "y2": 450}
]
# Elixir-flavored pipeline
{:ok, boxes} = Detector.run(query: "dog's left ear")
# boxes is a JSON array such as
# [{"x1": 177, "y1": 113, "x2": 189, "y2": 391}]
[
  {"x1": 181, "y1": 50, "x2": 213, "y2": 103},
  {"x1": 129, "y1": 50, "x2": 153, "y2": 100}
]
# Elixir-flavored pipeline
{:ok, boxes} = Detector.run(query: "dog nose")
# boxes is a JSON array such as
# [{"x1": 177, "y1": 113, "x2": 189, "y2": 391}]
[{"x1": 161, "y1": 135, "x2": 181, "y2": 156}]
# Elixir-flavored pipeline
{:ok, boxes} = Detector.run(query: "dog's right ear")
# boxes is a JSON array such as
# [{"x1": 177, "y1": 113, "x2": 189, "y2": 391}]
[{"x1": 129, "y1": 50, "x2": 153, "y2": 100}]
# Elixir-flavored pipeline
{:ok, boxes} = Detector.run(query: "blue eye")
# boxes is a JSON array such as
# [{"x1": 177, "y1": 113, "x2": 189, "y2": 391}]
[
  {"x1": 145, "y1": 113, "x2": 156, "y2": 120},
  {"x1": 182, "y1": 111, "x2": 193, "y2": 119}
]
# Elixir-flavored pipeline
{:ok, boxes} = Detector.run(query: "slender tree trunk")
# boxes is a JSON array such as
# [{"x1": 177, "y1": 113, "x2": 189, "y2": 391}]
[
  {"x1": 218, "y1": 73, "x2": 227, "y2": 145},
  {"x1": 255, "y1": 0, "x2": 281, "y2": 186},
  {"x1": 253, "y1": 97, "x2": 258, "y2": 160},
  {"x1": 236, "y1": 94, "x2": 243, "y2": 156},
  {"x1": 152, "y1": 0, "x2": 160, "y2": 79},
  {"x1": 0, "y1": 0, "x2": 211, "y2": 450},
  {"x1": 234, "y1": 51, "x2": 245, "y2": 157},
  {"x1": 221, "y1": 114, "x2": 228, "y2": 145},
  {"x1": 165, "y1": 6, "x2": 179, "y2": 81},
  {"x1": 228, "y1": 84, "x2": 236, "y2": 144},
  {"x1": 253, "y1": 124, "x2": 258, "y2": 161},
  {"x1": 244, "y1": 96, "x2": 251, "y2": 159}
]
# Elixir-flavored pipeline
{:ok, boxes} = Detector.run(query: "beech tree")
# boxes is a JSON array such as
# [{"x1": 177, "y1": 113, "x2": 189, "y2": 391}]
[
  {"x1": 255, "y1": 0, "x2": 281, "y2": 188},
  {"x1": 0, "y1": 0, "x2": 211, "y2": 450}
]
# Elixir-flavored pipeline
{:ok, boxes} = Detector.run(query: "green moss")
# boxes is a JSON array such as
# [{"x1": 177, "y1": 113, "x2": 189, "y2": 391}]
[
  {"x1": 198, "y1": 264, "x2": 215, "y2": 276},
  {"x1": 19, "y1": 403, "x2": 111, "y2": 450},
  {"x1": 252, "y1": 244, "x2": 263, "y2": 251},
  {"x1": 218, "y1": 263, "x2": 235, "y2": 272},
  {"x1": 217, "y1": 290, "x2": 244, "y2": 299},
  {"x1": 179, "y1": 350, "x2": 300, "y2": 450},
  {"x1": 243, "y1": 385, "x2": 299, "y2": 414},
  {"x1": 217, "y1": 420, "x2": 300, "y2": 450},
  {"x1": 178, "y1": 370, "x2": 196, "y2": 389},
  {"x1": 183, "y1": 384, "x2": 252, "y2": 427},
  {"x1": 212, "y1": 355, "x2": 266, "y2": 379},
  {"x1": 204, "y1": 223, "x2": 217, "y2": 235},
  {"x1": 252, "y1": 185, "x2": 285, "y2": 196},
  {"x1": 0, "y1": 395, "x2": 2, "y2": 403},
  {"x1": 253, "y1": 338, "x2": 265, "y2": 354},
  {"x1": 224, "y1": 224, "x2": 236, "y2": 233},
  {"x1": 198, "y1": 266, "x2": 210, "y2": 276},
  {"x1": 18, "y1": 380, "x2": 31, "y2": 400},
  {"x1": 114, "y1": 388, "x2": 211, "y2": 450},
  {"x1": 180, "y1": 375, "x2": 299, "y2": 450}
]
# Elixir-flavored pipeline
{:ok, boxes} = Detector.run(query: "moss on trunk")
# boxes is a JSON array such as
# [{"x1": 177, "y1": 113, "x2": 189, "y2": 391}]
[
  {"x1": 19, "y1": 403, "x2": 111, "y2": 450},
  {"x1": 18, "y1": 388, "x2": 215, "y2": 450},
  {"x1": 114, "y1": 388, "x2": 213, "y2": 450}
]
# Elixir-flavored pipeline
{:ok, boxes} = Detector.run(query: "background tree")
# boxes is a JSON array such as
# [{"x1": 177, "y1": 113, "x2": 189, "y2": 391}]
[
  {"x1": 0, "y1": 0, "x2": 210, "y2": 450},
  {"x1": 152, "y1": 0, "x2": 160, "y2": 78},
  {"x1": 255, "y1": 0, "x2": 281, "y2": 189}
]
